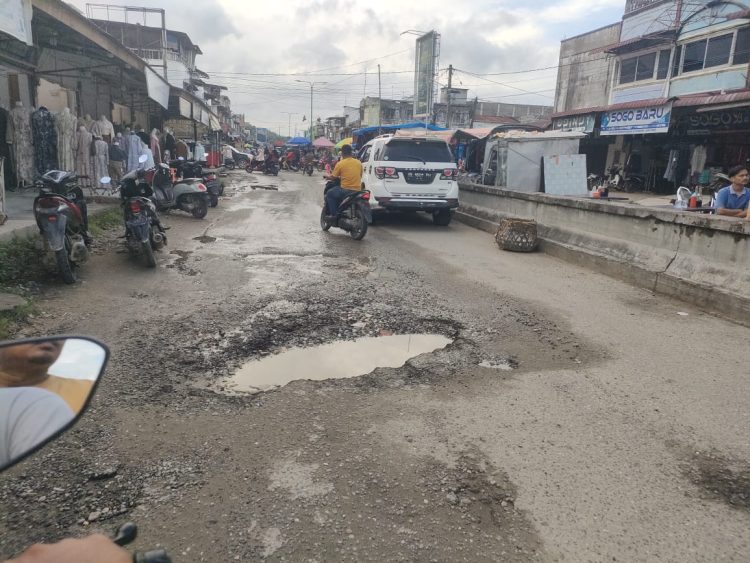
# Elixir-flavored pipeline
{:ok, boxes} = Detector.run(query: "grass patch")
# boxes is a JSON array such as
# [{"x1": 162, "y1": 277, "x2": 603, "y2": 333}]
[
  {"x1": 0, "y1": 298, "x2": 37, "y2": 340},
  {"x1": 0, "y1": 236, "x2": 47, "y2": 286},
  {"x1": 88, "y1": 207, "x2": 122, "y2": 236}
]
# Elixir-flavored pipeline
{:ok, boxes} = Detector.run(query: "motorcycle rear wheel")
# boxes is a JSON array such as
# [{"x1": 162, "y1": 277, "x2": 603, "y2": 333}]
[
  {"x1": 142, "y1": 240, "x2": 156, "y2": 268},
  {"x1": 191, "y1": 198, "x2": 208, "y2": 219},
  {"x1": 349, "y1": 205, "x2": 368, "y2": 241},
  {"x1": 55, "y1": 246, "x2": 76, "y2": 284},
  {"x1": 209, "y1": 193, "x2": 219, "y2": 207}
]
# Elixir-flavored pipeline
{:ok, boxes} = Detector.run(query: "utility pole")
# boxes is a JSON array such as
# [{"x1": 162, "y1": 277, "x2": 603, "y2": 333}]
[
  {"x1": 446, "y1": 64, "x2": 453, "y2": 128},
  {"x1": 281, "y1": 112, "x2": 297, "y2": 137},
  {"x1": 470, "y1": 96, "x2": 478, "y2": 128},
  {"x1": 378, "y1": 64, "x2": 382, "y2": 135},
  {"x1": 296, "y1": 80, "x2": 327, "y2": 140}
]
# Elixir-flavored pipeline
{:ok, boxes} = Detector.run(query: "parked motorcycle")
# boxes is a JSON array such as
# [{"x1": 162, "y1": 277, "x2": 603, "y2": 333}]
[
  {"x1": 116, "y1": 164, "x2": 167, "y2": 268},
  {"x1": 147, "y1": 162, "x2": 211, "y2": 219},
  {"x1": 33, "y1": 170, "x2": 90, "y2": 284},
  {"x1": 320, "y1": 178, "x2": 371, "y2": 240},
  {"x1": 0, "y1": 335, "x2": 172, "y2": 562},
  {"x1": 608, "y1": 165, "x2": 645, "y2": 192},
  {"x1": 170, "y1": 159, "x2": 223, "y2": 207}
]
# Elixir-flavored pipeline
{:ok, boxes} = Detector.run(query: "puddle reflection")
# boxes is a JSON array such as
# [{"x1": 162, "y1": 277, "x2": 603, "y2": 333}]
[{"x1": 224, "y1": 334, "x2": 452, "y2": 394}]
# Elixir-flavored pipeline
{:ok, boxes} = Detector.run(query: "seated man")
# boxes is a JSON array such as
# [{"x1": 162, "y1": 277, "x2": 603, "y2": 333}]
[
  {"x1": 324, "y1": 144, "x2": 363, "y2": 219},
  {"x1": 715, "y1": 165, "x2": 750, "y2": 217}
]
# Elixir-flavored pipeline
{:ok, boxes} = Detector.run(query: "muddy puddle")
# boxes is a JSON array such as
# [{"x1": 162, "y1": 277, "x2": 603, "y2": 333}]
[{"x1": 220, "y1": 334, "x2": 452, "y2": 394}]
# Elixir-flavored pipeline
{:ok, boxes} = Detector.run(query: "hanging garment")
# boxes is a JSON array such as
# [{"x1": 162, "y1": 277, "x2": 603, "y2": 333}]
[
  {"x1": 78, "y1": 115, "x2": 95, "y2": 131},
  {"x1": 91, "y1": 117, "x2": 114, "y2": 141},
  {"x1": 54, "y1": 109, "x2": 77, "y2": 172},
  {"x1": 176, "y1": 140, "x2": 189, "y2": 160},
  {"x1": 141, "y1": 144, "x2": 155, "y2": 169},
  {"x1": 150, "y1": 134, "x2": 162, "y2": 166},
  {"x1": 32, "y1": 107, "x2": 58, "y2": 176},
  {"x1": 690, "y1": 145, "x2": 707, "y2": 173},
  {"x1": 663, "y1": 149, "x2": 679, "y2": 182},
  {"x1": 164, "y1": 132, "x2": 176, "y2": 155},
  {"x1": 194, "y1": 142, "x2": 206, "y2": 162},
  {"x1": 75, "y1": 127, "x2": 93, "y2": 187},
  {"x1": 125, "y1": 133, "x2": 143, "y2": 173},
  {"x1": 93, "y1": 138, "x2": 109, "y2": 188},
  {"x1": 8, "y1": 104, "x2": 35, "y2": 185},
  {"x1": 0, "y1": 107, "x2": 15, "y2": 188}
]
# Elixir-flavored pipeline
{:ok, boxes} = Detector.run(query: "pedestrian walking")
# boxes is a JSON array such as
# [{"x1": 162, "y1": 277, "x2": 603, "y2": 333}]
[{"x1": 108, "y1": 136, "x2": 126, "y2": 184}]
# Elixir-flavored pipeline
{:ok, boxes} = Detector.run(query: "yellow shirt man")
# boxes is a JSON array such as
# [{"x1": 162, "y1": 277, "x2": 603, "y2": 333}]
[{"x1": 332, "y1": 157, "x2": 363, "y2": 190}]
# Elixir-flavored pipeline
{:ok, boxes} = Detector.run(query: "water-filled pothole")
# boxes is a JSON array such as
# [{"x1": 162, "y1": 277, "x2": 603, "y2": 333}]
[{"x1": 221, "y1": 334, "x2": 452, "y2": 394}]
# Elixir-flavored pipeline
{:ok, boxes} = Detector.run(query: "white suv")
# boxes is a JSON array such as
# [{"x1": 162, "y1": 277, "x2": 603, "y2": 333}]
[{"x1": 358, "y1": 134, "x2": 459, "y2": 226}]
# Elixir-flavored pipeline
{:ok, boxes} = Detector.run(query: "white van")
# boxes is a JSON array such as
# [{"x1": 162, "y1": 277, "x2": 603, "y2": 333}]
[{"x1": 358, "y1": 134, "x2": 459, "y2": 226}]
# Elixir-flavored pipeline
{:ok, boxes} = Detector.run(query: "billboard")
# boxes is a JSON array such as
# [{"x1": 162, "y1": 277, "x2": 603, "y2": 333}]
[{"x1": 413, "y1": 31, "x2": 439, "y2": 119}]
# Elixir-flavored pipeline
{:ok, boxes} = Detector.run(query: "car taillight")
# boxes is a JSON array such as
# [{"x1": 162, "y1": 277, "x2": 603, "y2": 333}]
[
  {"x1": 440, "y1": 169, "x2": 456, "y2": 180},
  {"x1": 129, "y1": 200, "x2": 142, "y2": 213},
  {"x1": 197, "y1": 183, "x2": 207, "y2": 192},
  {"x1": 375, "y1": 166, "x2": 385, "y2": 179},
  {"x1": 384, "y1": 167, "x2": 397, "y2": 178},
  {"x1": 375, "y1": 167, "x2": 398, "y2": 179}
]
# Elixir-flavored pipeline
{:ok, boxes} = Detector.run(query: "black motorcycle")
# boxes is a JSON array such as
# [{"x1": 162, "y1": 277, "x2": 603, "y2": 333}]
[
  {"x1": 119, "y1": 169, "x2": 167, "y2": 268},
  {"x1": 33, "y1": 171, "x2": 90, "y2": 284},
  {"x1": 320, "y1": 179, "x2": 371, "y2": 240}
]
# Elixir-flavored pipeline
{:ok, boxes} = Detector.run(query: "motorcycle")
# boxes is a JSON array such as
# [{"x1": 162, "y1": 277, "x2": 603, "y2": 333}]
[
  {"x1": 170, "y1": 159, "x2": 223, "y2": 207},
  {"x1": 608, "y1": 165, "x2": 645, "y2": 193},
  {"x1": 320, "y1": 178, "x2": 371, "y2": 240},
  {"x1": 282, "y1": 150, "x2": 301, "y2": 171},
  {"x1": 32, "y1": 170, "x2": 91, "y2": 284},
  {"x1": 0, "y1": 335, "x2": 172, "y2": 562},
  {"x1": 146, "y1": 161, "x2": 211, "y2": 219},
  {"x1": 303, "y1": 158, "x2": 315, "y2": 176},
  {"x1": 245, "y1": 150, "x2": 280, "y2": 176},
  {"x1": 116, "y1": 164, "x2": 167, "y2": 268}
]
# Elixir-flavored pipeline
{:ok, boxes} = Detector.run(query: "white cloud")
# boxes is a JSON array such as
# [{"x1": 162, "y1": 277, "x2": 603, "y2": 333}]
[{"x1": 66, "y1": 0, "x2": 623, "y2": 131}]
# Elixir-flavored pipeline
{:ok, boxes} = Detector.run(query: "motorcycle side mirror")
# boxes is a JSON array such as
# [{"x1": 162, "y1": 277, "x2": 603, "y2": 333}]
[
  {"x1": 0, "y1": 336, "x2": 108, "y2": 472},
  {"x1": 138, "y1": 154, "x2": 148, "y2": 164},
  {"x1": 100, "y1": 176, "x2": 111, "y2": 185}
]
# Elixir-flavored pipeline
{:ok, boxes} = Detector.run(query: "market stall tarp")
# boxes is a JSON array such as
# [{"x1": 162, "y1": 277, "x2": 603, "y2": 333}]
[
  {"x1": 313, "y1": 137, "x2": 335, "y2": 148},
  {"x1": 287, "y1": 136, "x2": 312, "y2": 145},
  {"x1": 335, "y1": 137, "x2": 353, "y2": 149}
]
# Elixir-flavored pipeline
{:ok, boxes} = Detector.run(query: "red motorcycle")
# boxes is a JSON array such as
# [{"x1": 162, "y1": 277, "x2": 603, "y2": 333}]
[
  {"x1": 245, "y1": 149, "x2": 280, "y2": 176},
  {"x1": 33, "y1": 171, "x2": 91, "y2": 284}
]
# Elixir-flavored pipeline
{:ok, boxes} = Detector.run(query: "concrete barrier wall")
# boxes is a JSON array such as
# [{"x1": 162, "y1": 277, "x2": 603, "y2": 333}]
[{"x1": 457, "y1": 182, "x2": 750, "y2": 326}]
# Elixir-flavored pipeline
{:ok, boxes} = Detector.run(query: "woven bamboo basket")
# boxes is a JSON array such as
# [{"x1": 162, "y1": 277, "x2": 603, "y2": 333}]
[{"x1": 495, "y1": 218, "x2": 538, "y2": 252}]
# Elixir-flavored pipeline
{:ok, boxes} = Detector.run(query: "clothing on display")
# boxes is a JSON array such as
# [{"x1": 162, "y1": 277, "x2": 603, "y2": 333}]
[
  {"x1": 54, "y1": 108, "x2": 77, "y2": 173},
  {"x1": 175, "y1": 139, "x2": 189, "y2": 159},
  {"x1": 150, "y1": 129, "x2": 162, "y2": 166},
  {"x1": 194, "y1": 142, "x2": 206, "y2": 162},
  {"x1": 78, "y1": 114, "x2": 95, "y2": 132},
  {"x1": 141, "y1": 145, "x2": 155, "y2": 169},
  {"x1": 164, "y1": 130, "x2": 176, "y2": 155},
  {"x1": 0, "y1": 107, "x2": 15, "y2": 188},
  {"x1": 92, "y1": 137, "x2": 109, "y2": 188},
  {"x1": 90, "y1": 115, "x2": 114, "y2": 141},
  {"x1": 690, "y1": 145, "x2": 707, "y2": 173},
  {"x1": 125, "y1": 132, "x2": 142, "y2": 173},
  {"x1": 663, "y1": 149, "x2": 679, "y2": 182},
  {"x1": 8, "y1": 102, "x2": 35, "y2": 185},
  {"x1": 75, "y1": 126, "x2": 93, "y2": 187}
]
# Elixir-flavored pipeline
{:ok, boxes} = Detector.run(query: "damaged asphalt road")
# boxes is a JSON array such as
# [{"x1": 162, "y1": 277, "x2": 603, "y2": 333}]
[{"x1": 1, "y1": 171, "x2": 749, "y2": 561}]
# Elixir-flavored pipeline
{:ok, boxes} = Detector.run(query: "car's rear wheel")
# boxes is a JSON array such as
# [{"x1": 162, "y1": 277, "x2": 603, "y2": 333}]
[{"x1": 433, "y1": 209, "x2": 452, "y2": 226}]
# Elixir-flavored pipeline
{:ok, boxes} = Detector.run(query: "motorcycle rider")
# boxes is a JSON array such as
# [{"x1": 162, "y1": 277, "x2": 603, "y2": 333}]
[{"x1": 324, "y1": 144, "x2": 363, "y2": 220}]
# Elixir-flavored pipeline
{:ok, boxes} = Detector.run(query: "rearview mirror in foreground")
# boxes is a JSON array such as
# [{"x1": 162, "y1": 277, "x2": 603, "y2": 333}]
[{"x1": 0, "y1": 336, "x2": 108, "y2": 472}]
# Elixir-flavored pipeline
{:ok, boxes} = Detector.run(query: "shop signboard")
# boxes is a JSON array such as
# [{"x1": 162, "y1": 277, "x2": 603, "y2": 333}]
[
  {"x1": 600, "y1": 102, "x2": 672, "y2": 136},
  {"x1": 413, "y1": 31, "x2": 439, "y2": 119},
  {"x1": 552, "y1": 113, "x2": 595, "y2": 133},
  {"x1": 683, "y1": 108, "x2": 750, "y2": 135}
]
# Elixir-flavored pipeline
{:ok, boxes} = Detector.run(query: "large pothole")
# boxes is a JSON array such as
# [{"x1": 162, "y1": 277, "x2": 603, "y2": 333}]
[{"x1": 217, "y1": 334, "x2": 453, "y2": 394}]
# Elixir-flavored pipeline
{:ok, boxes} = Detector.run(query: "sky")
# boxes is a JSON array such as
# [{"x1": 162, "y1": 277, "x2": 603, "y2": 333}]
[{"x1": 67, "y1": 0, "x2": 625, "y2": 135}]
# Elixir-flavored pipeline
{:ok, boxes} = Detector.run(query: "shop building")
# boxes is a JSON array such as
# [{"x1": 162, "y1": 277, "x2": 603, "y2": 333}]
[{"x1": 552, "y1": 0, "x2": 750, "y2": 192}]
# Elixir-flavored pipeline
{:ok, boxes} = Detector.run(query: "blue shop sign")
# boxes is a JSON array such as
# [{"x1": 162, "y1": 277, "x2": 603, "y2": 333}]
[{"x1": 600, "y1": 102, "x2": 672, "y2": 136}]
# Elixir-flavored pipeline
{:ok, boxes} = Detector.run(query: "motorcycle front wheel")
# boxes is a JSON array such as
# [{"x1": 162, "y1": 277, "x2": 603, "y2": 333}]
[
  {"x1": 349, "y1": 204, "x2": 368, "y2": 241},
  {"x1": 142, "y1": 240, "x2": 156, "y2": 268},
  {"x1": 320, "y1": 208, "x2": 332, "y2": 231}
]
